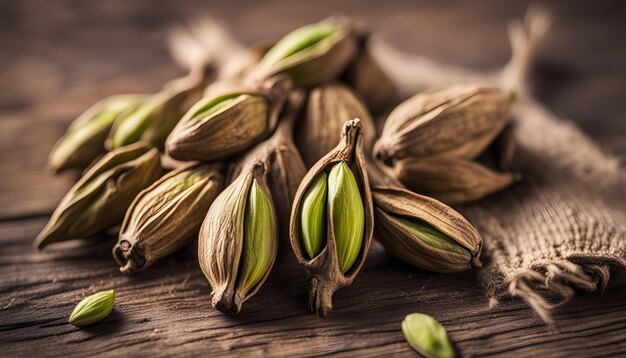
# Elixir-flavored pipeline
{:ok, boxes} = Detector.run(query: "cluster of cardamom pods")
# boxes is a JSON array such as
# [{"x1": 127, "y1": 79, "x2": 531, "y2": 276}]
[{"x1": 40, "y1": 15, "x2": 520, "y2": 317}]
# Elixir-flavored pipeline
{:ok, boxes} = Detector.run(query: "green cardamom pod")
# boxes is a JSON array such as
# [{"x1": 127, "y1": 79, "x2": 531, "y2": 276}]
[
  {"x1": 290, "y1": 119, "x2": 373, "y2": 317},
  {"x1": 35, "y1": 143, "x2": 162, "y2": 249},
  {"x1": 374, "y1": 86, "x2": 512, "y2": 165},
  {"x1": 69, "y1": 290, "x2": 115, "y2": 327},
  {"x1": 48, "y1": 95, "x2": 143, "y2": 173},
  {"x1": 113, "y1": 163, "x2": 223, "y2": 273},
  {"x1": 198, "y1": 162, "x2": 278, "y2": 314},
  {"x1": 392, "y1": 156, "x2": 517, "y2": 205},
  {"x1": 402, "y1": 313, "x2": 455, "y2": 358},
  {"x1": 166, "y1": 77, "x2": 291, "y2": 162},
  {"x1": 296, "y1": 82, "x2": 376, "y2": 168},
  {"x1": 250, "y1": 16, "x2": 357, "y2": 86},
  {"x1": 109, "y1": 65, "x2": 212, "y2": 149}
]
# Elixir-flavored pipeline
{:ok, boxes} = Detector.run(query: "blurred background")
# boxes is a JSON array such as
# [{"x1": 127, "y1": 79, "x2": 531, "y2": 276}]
[{"x1": 0, "y1": 0, "x2": 625, "y2": 216}]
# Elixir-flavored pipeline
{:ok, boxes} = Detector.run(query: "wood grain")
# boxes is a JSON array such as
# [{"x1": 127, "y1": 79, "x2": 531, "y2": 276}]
[{"x1": 1, "y1": 0, "x2": 625, "y2": 356}]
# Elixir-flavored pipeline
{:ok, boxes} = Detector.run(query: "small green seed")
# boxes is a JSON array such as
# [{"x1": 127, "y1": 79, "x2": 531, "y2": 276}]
[
  {"x1": 402, "y1": 313, "x2": 455, "y2": 358},
  {"x1": 328, "y1": 161, "x2": 364, "y2": 274},
  {"x1": 69, "y1": 290, "x2": 115, "y2": 327},
  {"x1": 299, "y1": 172, "x2": 328, "y2": 259}
]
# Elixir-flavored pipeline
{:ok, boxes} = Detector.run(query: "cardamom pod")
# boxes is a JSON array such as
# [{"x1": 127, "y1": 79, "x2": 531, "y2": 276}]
[
  {"x1": 34, "y1": 143, "x2": 162, "y2": 249},
  {"x1": 402, "y1": 313, "x2": 456, "y2": 358},
  {"x1": 290, "y1": 119, "x2": 373, "y2": 317},
  {"x1": 165, "y1": 76, "x2": 291, "y2": 162},
  {"x1": 231, "y1": 91, "x2": 307, "y2": 241},
  {"x1": 372, "y1": 185, "x2": 482, "y2": 273},
  {"x1": 48, "y1": 94, "x2": 144, "y2": 173},
  {"x1": 198, "y1": 162, "x2": 278, "y2": 314},
  {"x1": 113, "y1": 163, "x2": 223, "y2": 274},
  {"x1": 392, "y1": 157, "x2": 517, "y2": 205},
  {"x1": 296, "y1": 82, "x2": 376, "y2": 168},
  {"x1": 250, "y1": 16, "x2": 358, "y2": 86},
  {"x1": 343, "y1": 36, "x2": 395, "y2": 113},
  {"x1": 374, "y1": 86, "x2": 512, "y2": 165},
  {"x1": 69, "y1": 290, "x2": 115, "y2": 327},
  {"x1": 109, "y1": 64, "x2": 214, "y2": 149}
]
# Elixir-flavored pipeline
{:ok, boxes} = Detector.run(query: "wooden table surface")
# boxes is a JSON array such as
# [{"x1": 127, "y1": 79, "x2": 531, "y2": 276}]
[{"x1": 2, "y1": 1, "x2": 625, "y2": 356}]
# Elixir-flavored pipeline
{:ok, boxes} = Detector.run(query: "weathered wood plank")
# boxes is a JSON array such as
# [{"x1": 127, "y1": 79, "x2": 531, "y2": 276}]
[{"x1": 1, "y1": 218, "x2": 625, "y2": 356}]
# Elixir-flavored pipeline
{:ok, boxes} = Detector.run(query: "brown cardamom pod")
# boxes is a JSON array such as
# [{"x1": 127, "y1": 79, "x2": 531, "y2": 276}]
[
  {"x1": 374, "y1": 86, "x2": 512, "y2": 165},
  {"x1": 290, "y1": 119, "x2": 374, "y2": 317},
  {"x1": 367, "y1": 162, "x2": 482, "y2": 273},
  {"x1": 296, "y1": 82, "x2": 376, "y2": 168},
  {"x1": 198, "y1": 160, "x2": 278, "y2": 314},
  {"x1": 165, "y1": 76, "x2": 292, "y2": 162},
  {"x1": 343, "y1": 36, "x2": 396, "y2": 113},
  {"x1": 113, "y1": 163, "x2": 223, "y2": 273},
  {"x1": 393, "y1": 157, "x2": 518, "y2": 205}
]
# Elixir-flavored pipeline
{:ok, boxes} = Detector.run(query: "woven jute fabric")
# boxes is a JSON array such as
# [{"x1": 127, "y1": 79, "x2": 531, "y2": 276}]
[
  {"x1": 370, "y1": 7, "x2": 626, "y2": 323},
  {"x1": 462, "y1": 98, "x2": 626, "y2": 323}
]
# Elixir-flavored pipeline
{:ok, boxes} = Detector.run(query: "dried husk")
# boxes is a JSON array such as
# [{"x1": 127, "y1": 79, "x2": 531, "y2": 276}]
[
  {"x1": 198, "y1": 161, "x2": 278, "y2": 314},
  {"x1": 296, "y1": 82, "x2": 376, "y2": 168},
  {"x1": 343, "y1": 36, "x2": 396, "y2": 113},
  {"x1": 231, "y1": 91, "x2": 307, "y2": 241},
  {"x1": 374, "y1": 86, "x2": 512, "y2": 165},
  {"x1": 48, "y1": 94, "x2": 145, "y2": 173},
  {"x1": 393, "y1": 157, "x2": 518, "y2": 205},
  {"x1": 108, "y1": 64, "x2": 214, "y2": 150},
  {"x1": 113, "y1": 163, "x2": 223, "y2": 274},
  {"x1": 35, "y1": 143, "x2": 162, "y2": 249},
  {"x1": 165, "y1": 76, "x2": 292, "y2": 162},
  {"x1": 290, "y1": 119, "x2": 374, "y2": 317},
  {"x1": 249, "y1": 16, "x2": 358, "y2": 87}
]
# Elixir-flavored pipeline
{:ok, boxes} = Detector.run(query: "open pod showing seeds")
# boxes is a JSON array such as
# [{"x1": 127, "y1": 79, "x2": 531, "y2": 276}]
[
  {"x1": 113, "y1": 163, "x2": 223, "y2": 274},
  {"x1": 374, "y1": 86, "x2": 513, "y2": 165},
  {"x1": 249, "y1": 16, "x2": 358, "y2": 87},
  {"x1": 296, "y1": 82, "x2": 376, "y2": 168},
  {"x1": 48, "y1": 94, "x2": 145, "y2": 173},
  {"x1": 198, "y1": 161, "x2": 278, "y2": 314},
  {"x1": 35, "y1": 142, "x2": 162, "y2": 249},
  {"x1": 372, "y1": 186, "x2": 482, "y2": 273},
  {"x1": 165, "y1": 76, "x2": 291, "y2": 162},
  {"x1": 108, "y1": 64, "x2": 214, "y2": 150},
  {"x1": 290, "y1": 119, "x2": 374, "y2": 317},
  {"x1": 392, "y1": 157, "x2": 518, "y2": 205}
]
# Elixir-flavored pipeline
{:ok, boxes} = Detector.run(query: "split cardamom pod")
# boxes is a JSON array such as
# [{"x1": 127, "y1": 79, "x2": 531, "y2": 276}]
[
  {"x1": 48, "y1": 95, "x2": 144, "y2": 173},
  {"x1": 109, "y1": 65, "x2": 213, "y2": 150},
  {"x1": 165, "y1": 76, "x2": 291, "y2": 162},
  {"x1": 296, "y1": 82, "x2": 376, "y2": 168},
  {"x1": 392, "y1": 157, "x2": 517, "y2": 205},
  {"x1": 113, "y1": 163, "x2": 223, "y2": 274},
  {"x1": 343, "y1": 36, "x2": 395, "y2": 113},
  {"x1": 35, "y1": 143, "x2": 162, "y2": 249},
  {"x1": 402, "y1": 313, "x2": 455, "y2": 358},
  {"x1": 198, "y1": 162, "x2": 278, "y2": 314},
  {"x1": 374, "y1": 86, "x2": 512, "y2": 165},
  {"x1": 290, "y1": 119, "x2": 373, "y2": 317},
  {"x1": 371, "y1": 184, "x2": 482, "y2": 273},
  {"x1": 231, "y1": 91, "x2": 307, "y2": 241},
  {"x1": 69, "y1": 290, "x2": 115, "y2": 327},
  {"x1": 250, "y1": 16, "x2": 358, "y2": 86}
]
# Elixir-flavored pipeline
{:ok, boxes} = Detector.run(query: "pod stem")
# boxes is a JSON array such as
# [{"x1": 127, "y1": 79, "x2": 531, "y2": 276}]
[{"x1": 307, "y1": 277, "x2": 339, "y2": 317}]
